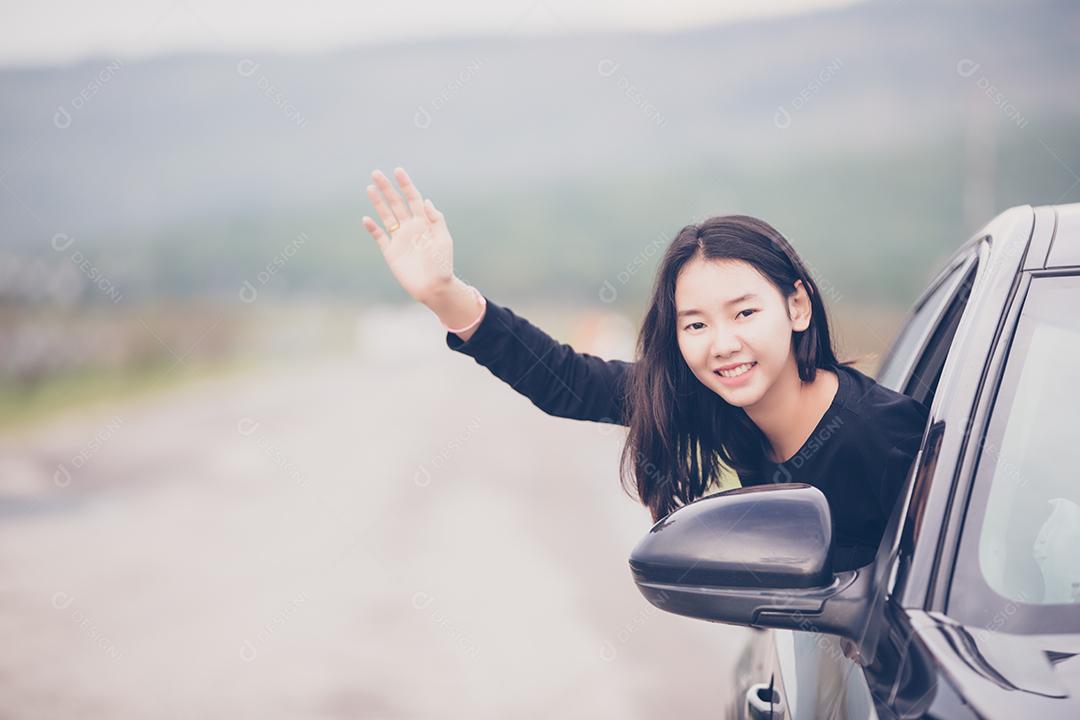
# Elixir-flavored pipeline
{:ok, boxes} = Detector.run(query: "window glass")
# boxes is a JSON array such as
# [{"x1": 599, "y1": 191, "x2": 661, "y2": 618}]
[
  {"x1": 950, "y1": 275, "x2": 1080, "y2": 632},
  {"x1": 975, "y1": 275, "x2": 1080, "y2": 606},
  {"x1": 877, "y1": 253, "x2": 975, "y2": 392}
]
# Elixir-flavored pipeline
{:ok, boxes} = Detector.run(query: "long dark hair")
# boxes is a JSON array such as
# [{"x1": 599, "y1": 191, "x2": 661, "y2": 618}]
[{"x1": 618, "y1": 215, "x2": 857, "y2": 522}]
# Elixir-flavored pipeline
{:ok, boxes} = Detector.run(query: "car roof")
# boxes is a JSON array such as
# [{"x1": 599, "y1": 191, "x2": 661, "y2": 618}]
[{"x1": 1027, "y1": 202, "x2": 1080, "y2": 270}]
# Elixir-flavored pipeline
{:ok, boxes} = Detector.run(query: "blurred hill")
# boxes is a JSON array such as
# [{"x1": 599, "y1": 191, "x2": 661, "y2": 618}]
[{"x1": 0, "y1": 0, "x2": 1077, "y2": 311}]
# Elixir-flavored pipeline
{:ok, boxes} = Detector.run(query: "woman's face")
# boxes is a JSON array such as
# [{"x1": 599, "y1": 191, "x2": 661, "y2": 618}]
[{"x1": 674, "y1": 256, "x2": 811, "y2": 409}]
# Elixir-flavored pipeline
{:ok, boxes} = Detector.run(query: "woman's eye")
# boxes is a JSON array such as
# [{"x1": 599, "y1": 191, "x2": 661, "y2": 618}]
[
  {"x1": 684, "y1": 321, "x2": 705, "y2": 331},
  {"x1": 737, "y1": 309, "x2": 757, "y2": 319}
]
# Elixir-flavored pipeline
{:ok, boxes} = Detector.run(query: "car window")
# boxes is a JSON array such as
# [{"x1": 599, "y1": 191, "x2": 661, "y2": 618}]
[
  {"x1": 877, "y1": 250, "x2": 980, "y2": 413},
  {"x1": 948, "y1": 273, "x2": 1080, "y2": 633}
]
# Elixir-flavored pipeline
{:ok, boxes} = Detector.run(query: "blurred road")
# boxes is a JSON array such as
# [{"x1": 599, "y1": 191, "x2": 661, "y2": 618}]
[{"x1": 0, "y1": 307, "x2": 747, "y2": 719}]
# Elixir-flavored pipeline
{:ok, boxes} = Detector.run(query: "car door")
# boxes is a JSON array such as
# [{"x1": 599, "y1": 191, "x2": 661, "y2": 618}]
[
  {"x1": 915, "y1": 269, "x2": 1080, "y2": 717},
  {"x1": 758, "y1": 245, "x2": 983, "y2": 720}
]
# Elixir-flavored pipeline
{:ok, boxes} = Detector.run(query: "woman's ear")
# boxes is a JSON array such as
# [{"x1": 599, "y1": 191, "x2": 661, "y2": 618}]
[{"x1": 788, "y1": 279, "x2": 812, "y2": 332}]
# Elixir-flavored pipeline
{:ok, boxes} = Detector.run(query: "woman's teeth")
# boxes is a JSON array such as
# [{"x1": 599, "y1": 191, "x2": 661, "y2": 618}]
[{"x1": 716, "y1": 362, "x2": 755, "y2": 378}]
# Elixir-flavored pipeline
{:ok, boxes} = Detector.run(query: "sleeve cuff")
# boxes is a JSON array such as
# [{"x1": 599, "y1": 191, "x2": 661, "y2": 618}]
[{"x1": 444, "y1": 293, "x2": 510, "y2": 358}]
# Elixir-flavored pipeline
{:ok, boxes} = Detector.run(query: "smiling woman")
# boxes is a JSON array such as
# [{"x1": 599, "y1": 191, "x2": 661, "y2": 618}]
[{"x1": 363, "y1": 167, "x2": 930, "y2": 570}]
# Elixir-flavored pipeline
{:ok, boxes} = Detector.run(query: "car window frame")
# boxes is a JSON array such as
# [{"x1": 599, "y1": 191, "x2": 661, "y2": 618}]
[
  {"x1": 884, "y1": 239, "x2": 989, "y2": 605},
  {"x1": 877, "y1": 248, "x2": 980, "y2": 399}
]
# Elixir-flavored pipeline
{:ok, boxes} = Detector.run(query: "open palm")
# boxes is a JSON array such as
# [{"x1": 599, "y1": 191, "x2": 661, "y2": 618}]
[{"x1": 362, "y1": 167, "x2": 455, "y2": 304}]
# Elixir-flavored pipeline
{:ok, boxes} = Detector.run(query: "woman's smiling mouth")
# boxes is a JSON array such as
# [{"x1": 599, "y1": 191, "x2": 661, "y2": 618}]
[{"x1": 714, "y1": 361, "x2": 757, "y2": 384}]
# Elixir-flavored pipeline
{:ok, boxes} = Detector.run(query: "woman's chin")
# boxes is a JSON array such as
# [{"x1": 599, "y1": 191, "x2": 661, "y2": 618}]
[
  {"x1": 709, "y1": 380, "x2": 763, "y2": 407},
  {"x1": 718, "y1": 392, "x2": 760, "y2": 408}
]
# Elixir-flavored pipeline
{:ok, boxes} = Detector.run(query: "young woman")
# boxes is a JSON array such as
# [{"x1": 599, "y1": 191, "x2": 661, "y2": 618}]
[{"x1": 362, "y1": 167, "x2": 930, "y2": 571}]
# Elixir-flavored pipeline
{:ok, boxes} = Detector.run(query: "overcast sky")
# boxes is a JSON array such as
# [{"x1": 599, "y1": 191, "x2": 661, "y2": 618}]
[{"x1": 0, "y1": 0, "x2": 862, "y2": 68}]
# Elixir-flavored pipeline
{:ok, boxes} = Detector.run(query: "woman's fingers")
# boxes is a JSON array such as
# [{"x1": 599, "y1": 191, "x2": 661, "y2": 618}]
[
  {"x1": 362, "y1": 215, "x2": 390, "y2": 253},
  {"x1": 393, "y1": 167, "x2": 427, "y2": 219},
  {"x1": 423, "y1": 197, "x2": 442, "y2": 225},
  {"x1": 366, "y1": 184, "x2": 398, "y2": 231},
  {"x1": 371, "y1": 169, "x2": 410, "y2": 224}
]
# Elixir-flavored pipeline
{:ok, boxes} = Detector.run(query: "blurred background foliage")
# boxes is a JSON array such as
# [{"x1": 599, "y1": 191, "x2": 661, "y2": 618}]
[{"x1": 1, "y1": 0, "x2": 1078, "y2": 425}]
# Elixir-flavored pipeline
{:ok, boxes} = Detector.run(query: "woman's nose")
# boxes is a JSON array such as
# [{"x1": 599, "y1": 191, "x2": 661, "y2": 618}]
[{"x1": 709, "y1": 327, "x2": 742, "y2": 357}]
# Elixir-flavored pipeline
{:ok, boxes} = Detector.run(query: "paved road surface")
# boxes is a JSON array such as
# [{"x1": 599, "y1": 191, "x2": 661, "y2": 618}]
[{"x1": 0, "y1": 312, "x2": 747, "y2": 719}]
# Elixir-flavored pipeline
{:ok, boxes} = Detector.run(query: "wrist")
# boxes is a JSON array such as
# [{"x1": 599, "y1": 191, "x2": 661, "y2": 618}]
[
  {"x1": 422, "y1": 276, "x2": 485, "y2": 336},
  {"x1": 443, "y1": 287, "x2": 486, "y2": 335},
  {"x1": 421, "y1": 275, "x2": 467, "y2": 312}
]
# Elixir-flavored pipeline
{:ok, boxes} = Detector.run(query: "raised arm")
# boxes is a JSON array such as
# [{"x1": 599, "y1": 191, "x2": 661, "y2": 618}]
[
  {"x1": 431, "y1": 278, "x2": 632, "y2": 424},
  {"x1": 362, "y1": 166, "x2": 633, "y2": 426}
]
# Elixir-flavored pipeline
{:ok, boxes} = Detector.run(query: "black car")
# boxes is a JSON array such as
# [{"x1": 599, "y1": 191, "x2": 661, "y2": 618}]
[{"x1": 630, "y1": 202, "x2": 1080, "y2": 719}]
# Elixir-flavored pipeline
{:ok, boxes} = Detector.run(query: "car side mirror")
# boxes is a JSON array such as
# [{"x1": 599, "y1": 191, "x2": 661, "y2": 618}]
[{"x1": 629, "y1": 484, "x2": 876, "y2": 648}]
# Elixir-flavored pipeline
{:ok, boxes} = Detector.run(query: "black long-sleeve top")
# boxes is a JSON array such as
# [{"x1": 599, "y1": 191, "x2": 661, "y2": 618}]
[{"x1": 445, "y1": 293, "x2": 930, "y2": 570}]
